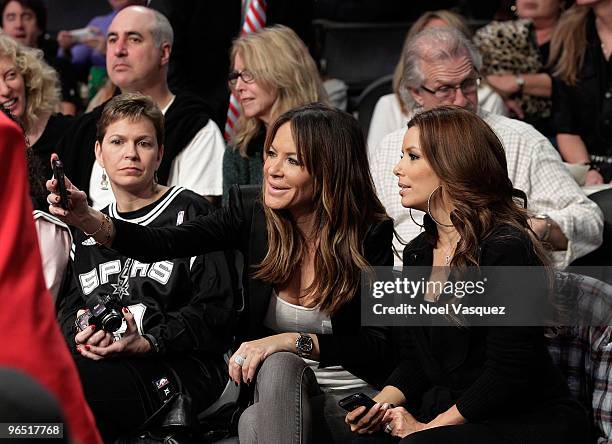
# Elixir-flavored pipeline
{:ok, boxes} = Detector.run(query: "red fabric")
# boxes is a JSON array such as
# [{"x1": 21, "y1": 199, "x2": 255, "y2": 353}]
[{"x1": 0, "y1": 113, "x2": 102, "y2": 444}]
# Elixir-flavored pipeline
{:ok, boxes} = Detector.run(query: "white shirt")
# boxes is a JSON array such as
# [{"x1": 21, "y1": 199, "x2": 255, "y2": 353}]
[
  {"x1": 33, "y1": 211, "x2": 72, "y2": 303},
  {"x1": 263, "y1": 292, "x2": 367, "y2": 391},
  {"x1": 89, "y1": 97, "x2": 225, "y2": 209},
  {"x1": 367, "y1": 84, "x2": 508, "y2": 151},
  {"x1": 369, "y1": 109, "x2": 603, "y2": 268}
]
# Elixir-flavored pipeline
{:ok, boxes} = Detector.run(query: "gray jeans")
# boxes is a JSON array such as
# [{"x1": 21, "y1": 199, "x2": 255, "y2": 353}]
[{"x1": 238, "y1": 352, "x2": 377, "y2": 444}]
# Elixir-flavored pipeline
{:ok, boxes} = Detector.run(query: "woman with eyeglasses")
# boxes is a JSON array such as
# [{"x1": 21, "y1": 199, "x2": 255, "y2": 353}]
[{"x1": 222, "y1": 25, "x2": 328, "y2": 203}]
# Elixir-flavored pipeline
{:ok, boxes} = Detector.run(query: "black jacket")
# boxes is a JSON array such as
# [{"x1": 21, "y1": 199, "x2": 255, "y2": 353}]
[
  {"x1": 385, "y1": 217, "x2": 571, "y2": 423},
  {"x1": 57, "y1": 188, "x2": 235, "y2": 360},
  {"x1": 111, "y1": 185, "x2": 396, "y2": 385}
]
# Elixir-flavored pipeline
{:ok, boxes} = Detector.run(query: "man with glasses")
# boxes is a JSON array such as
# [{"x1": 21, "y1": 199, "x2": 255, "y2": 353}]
[
  {"x1": 58, "y1": 6, "x2": 225, "y2": 208},
  {"x1": 370, "y1": 27, "x2": 602, "y2": 268}
]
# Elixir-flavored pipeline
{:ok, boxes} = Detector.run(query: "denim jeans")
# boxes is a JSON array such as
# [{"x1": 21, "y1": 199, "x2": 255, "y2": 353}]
[{"x1": 238, "y1": 352, "x2": 377, "y2": 444}]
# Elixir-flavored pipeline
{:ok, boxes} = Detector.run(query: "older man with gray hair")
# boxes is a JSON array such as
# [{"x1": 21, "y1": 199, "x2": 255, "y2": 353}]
[
  {"x1": 59, "y1": 6, "x2": 225, "y2": 207},
  {"x1": 370, "y1": 27, "x2": 602, "y2": 268}
]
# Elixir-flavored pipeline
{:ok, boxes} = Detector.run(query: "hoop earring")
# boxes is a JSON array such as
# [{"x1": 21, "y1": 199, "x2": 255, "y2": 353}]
[
  {"x1": 427, "y1": 186, "x2": 453, "y2": 228},
  {"x1": 409, "y1": 208, "x2": 424, "y2": 228},
  {"x1": 100, "y1": 168, "x2": 109, "y2": 191}
]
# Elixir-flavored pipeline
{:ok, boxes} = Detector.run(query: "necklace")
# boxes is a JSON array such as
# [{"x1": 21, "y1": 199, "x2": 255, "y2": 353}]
[{"x1": 440, "y1": 233, "x2": 459, "y2": 265}]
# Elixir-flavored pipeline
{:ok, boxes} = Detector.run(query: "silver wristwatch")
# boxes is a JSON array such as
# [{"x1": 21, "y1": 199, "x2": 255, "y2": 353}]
[
  {"x1": 295, "y1": 333, "x2": 313, "y2": 358},
  {"x1": 534, "y1": 214, "x2": 552, "y2": 243}
]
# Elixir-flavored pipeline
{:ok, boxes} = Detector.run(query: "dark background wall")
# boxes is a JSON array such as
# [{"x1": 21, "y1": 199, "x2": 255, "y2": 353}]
[{"x1": 46, "y1": 0, "x2": 110, "y2": 32}]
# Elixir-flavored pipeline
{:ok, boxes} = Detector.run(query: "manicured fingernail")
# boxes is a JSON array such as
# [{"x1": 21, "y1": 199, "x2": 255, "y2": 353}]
[
  {"x1": 76, "y1": 346, "x2": 81, "y2": 353},
  {"x1": 85, "y1": 345, "x2": 90, "y2": 351},
  {"x1": 122, "y1": 307, "x2": 129, "y2": 313},
  {"x1": 90, "y1": 324, "x2": 96, "y2": 330}
]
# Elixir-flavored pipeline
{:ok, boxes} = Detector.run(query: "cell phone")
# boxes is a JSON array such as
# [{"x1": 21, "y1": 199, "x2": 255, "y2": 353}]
[
  {"x1": 68, "y1": 27, "x2": 96, "y2": 43},
  {"x1": 51, "y1": 159, "x2": 68, "y2": 210},
  {"x1": 338, "y1": 392, "x2": 376, "y2": 412},
  {"x1": 75, "y1": 310, "x2": 92, "y2": 332}
]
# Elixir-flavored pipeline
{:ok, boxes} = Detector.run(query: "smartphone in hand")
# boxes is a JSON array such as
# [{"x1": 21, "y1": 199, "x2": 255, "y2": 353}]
[
  {"x1": 51, "y1": 159, "x2": 68, "y2": 210},
  {"x1": 338, "y1": 392, "x2": 376, "y2": 412}
]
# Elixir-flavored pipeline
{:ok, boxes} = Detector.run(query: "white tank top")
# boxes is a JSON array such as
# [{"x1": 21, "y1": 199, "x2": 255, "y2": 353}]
[{"x1": 263, "y1": 292, "x2": 367, "y2": 391}]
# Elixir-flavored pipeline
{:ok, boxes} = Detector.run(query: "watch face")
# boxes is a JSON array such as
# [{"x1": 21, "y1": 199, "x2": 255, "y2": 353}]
[{"x1": 297, "y1": 335, "x2": 313, "y2": 353}]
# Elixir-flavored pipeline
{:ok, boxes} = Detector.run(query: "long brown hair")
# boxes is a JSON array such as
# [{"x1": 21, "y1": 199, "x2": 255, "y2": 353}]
[
  {"x1": 549, "y1": 4, "x2": 591, "y2": 85},
  {"x1": 252, "y1": 103, "x2": 390, "y2": 314},
  {"x1": 407, "y1": 106, "x2": 550, "y2": 267}
]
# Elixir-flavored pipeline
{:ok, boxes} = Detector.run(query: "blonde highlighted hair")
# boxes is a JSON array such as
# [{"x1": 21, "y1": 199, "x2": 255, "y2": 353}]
[
  {"x1": 0, "y1": 34, "x2": 60, "y2": 130},
  {"x1": 230, "y1": 25, "x2": 327, "y2": 155},
  {"x1": 252, "y1": 103, "x2": 390, "y2": 315},
  {"x1": 549, "y1": 4, "x2": 591, "y2": 86}
]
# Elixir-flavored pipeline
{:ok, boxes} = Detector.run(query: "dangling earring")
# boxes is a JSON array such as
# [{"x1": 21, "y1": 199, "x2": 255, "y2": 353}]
[
  {"x1": 427, "y1": 186, "x2": 453, "y2": 228},
  {"x1": 510, "y1": 3, "x2": 518, "y2": 16},
  {"x1": 100, "y1": 168, "x2": 109, "y2": 191},
  {"x1": 409, "y1": 208, "x2": 424, "y2": 228}
]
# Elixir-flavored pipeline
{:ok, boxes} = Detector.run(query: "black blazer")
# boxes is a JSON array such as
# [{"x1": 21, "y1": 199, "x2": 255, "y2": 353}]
[
  {"x1": 111, "y1": 185, "x2": 395, "y2": 385},
  {"x1": 385, "y1": 217, "x2": 571, "y2": 423}
]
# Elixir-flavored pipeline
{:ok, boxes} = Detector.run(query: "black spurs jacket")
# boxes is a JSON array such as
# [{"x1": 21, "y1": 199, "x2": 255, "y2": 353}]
[{"x1": 57, "y1": 187, "x2": 235, "y2": 361}]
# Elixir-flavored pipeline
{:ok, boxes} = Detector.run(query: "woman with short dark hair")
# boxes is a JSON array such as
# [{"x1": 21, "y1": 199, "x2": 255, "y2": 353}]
[
  {"x1": 48, "y1": 102, "x2": 394, "y2": 443},
  {"x1": 55, "y1": 92, "x2": 234, "y2": 443}
]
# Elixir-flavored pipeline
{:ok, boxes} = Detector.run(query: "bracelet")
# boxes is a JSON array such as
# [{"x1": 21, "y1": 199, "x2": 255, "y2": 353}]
[
  {"x1": 587, "y1": 162, "x2": 601, "y2": 172},
  {"x1": 84, "y1": 214, "x2": 112, "y2": 246},
  {"x1": 142, "y1": 334, "x2": 160, "y2": 354}
]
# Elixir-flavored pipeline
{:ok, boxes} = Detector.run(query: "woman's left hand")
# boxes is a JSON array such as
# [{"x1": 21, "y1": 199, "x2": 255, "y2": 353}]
[
  {"x1": 78, "y1": 307, "x2": 151, "y2": 361},
  {"x1": 381, "y1": 407, "x2": 426, "y2": 438},
  {"x1": 486, "y1": 74, "x2": 521, "y2": 97},
  {"x1": 229, "y1": 334, "x2": 293, "y2": 384}
]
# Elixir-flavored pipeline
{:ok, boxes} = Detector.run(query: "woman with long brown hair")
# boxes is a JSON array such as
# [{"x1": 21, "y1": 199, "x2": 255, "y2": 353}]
[
  {"x1": 551, "y1": 0, "x2": 612, "y2": 184},
  {"x1": 47, "y1": 102, "x2": 393, "y2": 443},
  {"x1": 347, "y1": 106, "x2": 589, "y2": 443}
]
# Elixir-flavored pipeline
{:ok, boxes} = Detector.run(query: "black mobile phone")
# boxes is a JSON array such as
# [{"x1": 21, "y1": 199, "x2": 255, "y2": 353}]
[
  {"x1": 338, "y1": 392, "x2": 376, "y2": 412},
  {"x1": 51, "y1": 159, "x2": 68, "y2": 210}
]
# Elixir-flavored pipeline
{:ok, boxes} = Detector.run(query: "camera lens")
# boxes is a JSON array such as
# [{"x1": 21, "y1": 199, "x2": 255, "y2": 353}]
[{"x1": 101, "y1": 311, "x2": 123, "y2": 333}]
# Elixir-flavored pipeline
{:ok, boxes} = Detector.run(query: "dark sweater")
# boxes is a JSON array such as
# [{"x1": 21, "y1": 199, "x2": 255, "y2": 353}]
[
  {"x1": 110, "y1": 185, "x2": 396, "y2": 386},
  {"x1": 385, "y1": 217, "x2": 571, "y2": 423}
]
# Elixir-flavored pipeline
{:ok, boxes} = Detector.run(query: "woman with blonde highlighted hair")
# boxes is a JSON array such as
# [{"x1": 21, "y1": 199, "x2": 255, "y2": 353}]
[
  {"x1": 0, "y1": 34, "x2": 73, "y2": 301},
  {"x1": 0, "y1": 33, "x2": 73, "y2": 181},
  {"x1": 48, "y1": 102, "x2": 394, "y2": 443},
  {"x1": 222, "y1": 24, "x2": 328, "y2": 202}
]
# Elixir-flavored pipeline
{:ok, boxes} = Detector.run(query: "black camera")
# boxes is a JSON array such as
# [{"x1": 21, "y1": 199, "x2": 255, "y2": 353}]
[{"x1": 76, "y1": 294, "x2": 124, "y2": 333}]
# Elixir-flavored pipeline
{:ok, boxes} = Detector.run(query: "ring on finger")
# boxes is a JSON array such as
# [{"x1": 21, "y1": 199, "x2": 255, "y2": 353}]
[
  {"x1": 47, "y1": 195, "x2": 54, "y2": 205},
  {"x1": 234, "y1": 355, "x2": 246, "y2": 366},
  {"x1": 384, "y1": 423, "x2": 393, "y2": 434}
]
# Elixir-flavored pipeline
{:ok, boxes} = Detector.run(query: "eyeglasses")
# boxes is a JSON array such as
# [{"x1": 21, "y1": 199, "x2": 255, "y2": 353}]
[
  {"x1": 420, "y1": 77, "x2": 481, "y2": 100},
  {"x1": 228, "y1": 69, "x2": 255, "y2": 87}
]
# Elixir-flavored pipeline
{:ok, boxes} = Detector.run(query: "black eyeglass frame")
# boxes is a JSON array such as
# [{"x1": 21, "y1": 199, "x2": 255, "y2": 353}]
[
  {"x1": 228, "y1": 69, "x2": 256, "y2": 86},
  {"x1": 419, "y1": 76, "x2": 482, "y2": 99}
]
